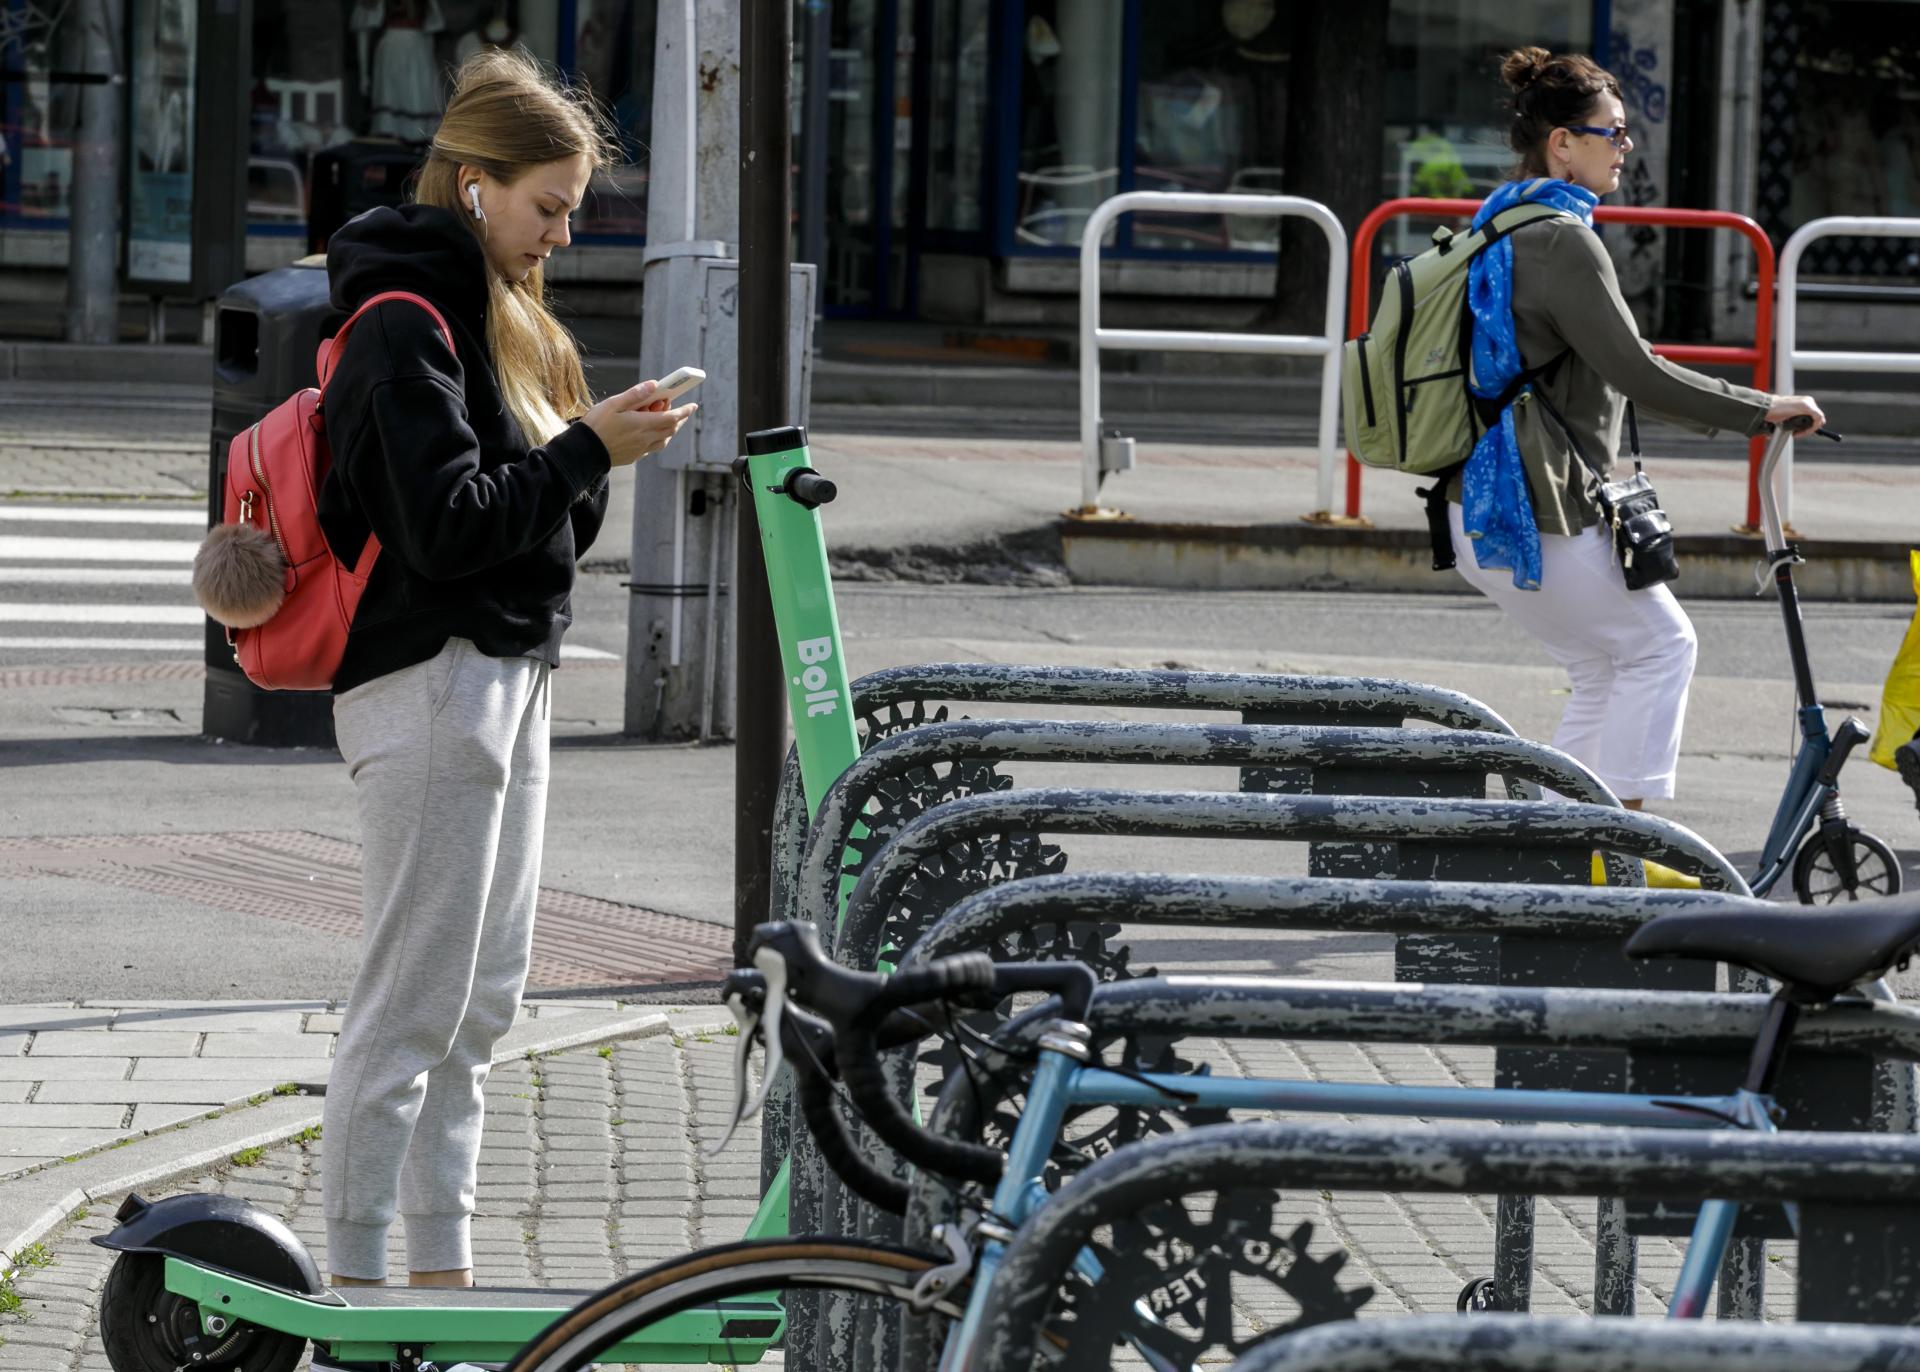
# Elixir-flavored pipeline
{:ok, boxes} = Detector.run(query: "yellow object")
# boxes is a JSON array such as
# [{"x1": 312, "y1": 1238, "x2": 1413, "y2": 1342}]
[
  {"x1": 1590, "y1": 853, "x2": 1704, "y2": 889},
  {"x1": 1868, "y1": 550, "x2": 1920, "y2": 770}
]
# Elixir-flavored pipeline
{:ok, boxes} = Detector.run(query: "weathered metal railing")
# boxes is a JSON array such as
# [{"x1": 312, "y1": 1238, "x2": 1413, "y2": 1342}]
[
  {"x1": 969, "y1": 1119, "x2": 1920, "y2": 1372},
  {"x1": 1224, "y1": 1313, "x2": 1920, "y2": 1372}
]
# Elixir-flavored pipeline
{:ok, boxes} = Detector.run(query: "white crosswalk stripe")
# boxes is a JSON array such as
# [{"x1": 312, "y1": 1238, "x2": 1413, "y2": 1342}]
[{"x1": 0, "y1": 501, "x2": 622, "y2": 665}]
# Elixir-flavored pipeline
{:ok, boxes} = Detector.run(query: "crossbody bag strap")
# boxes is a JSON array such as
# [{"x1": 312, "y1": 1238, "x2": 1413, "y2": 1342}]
[{"x1": 1527, "y1": 380, "x2": 1611, "y2": 484}]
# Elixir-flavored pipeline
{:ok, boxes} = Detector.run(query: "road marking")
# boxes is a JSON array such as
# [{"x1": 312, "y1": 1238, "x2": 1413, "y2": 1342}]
[
  {"x1": 0, "y1": 637, "x2": 201, "y2": 651},
  {"x1": 0, "y1": 604, "x2": 202, "y2": 624},
  {"x1": 0, "y1": 536, "x2": 196, "y2": 562},
  {"x1": 0, "y1": 507, "x2": 205, "y2": 526},
  {"x1": 561, "y1": 644, "x2": 617, "y2": 661},
  {"x1": 0, "y1": 568, "x2": 191, "y2": 586}
]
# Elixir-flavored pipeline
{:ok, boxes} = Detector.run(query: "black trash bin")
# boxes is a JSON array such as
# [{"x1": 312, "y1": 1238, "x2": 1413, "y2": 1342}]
[
  {"x1": 306, "y1": 139, "x2": 423, "y2": 254},
  {"x1": 203, "y1": 261, "x2": 340, "y2": 748}
]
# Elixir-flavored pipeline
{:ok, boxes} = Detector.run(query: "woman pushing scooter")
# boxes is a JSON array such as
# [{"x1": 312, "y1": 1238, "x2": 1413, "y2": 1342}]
[{"x1": 1444, "y1": 47, "x2": 1826, "y2": 816}]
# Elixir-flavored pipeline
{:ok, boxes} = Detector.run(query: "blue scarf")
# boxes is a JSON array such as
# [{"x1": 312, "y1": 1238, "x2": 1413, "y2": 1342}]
[{"x1": 1460, "y1": 178, "x2": 1598, "y2": 590}]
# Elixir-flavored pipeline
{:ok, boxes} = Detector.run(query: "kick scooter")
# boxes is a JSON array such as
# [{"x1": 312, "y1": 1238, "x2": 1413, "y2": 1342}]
[
  {"x1": 89, "y1": 427, "x2": 852, "y2": 1371},
  {"x1": 1746, "y1": 419, "x2": 1903, "y2": 902}
]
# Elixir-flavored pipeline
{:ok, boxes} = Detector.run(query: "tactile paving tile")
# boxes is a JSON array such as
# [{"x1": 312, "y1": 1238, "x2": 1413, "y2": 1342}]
[
  {"x1": 0, "y1": 661, "x2": 206, "y2": 689},
  {"x1": 0, "y1": 830, "x2": 730, "y2": 991}
]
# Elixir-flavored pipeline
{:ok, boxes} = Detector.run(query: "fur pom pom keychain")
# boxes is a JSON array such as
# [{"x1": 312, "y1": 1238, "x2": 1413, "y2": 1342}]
[{"x1": 193, "y1": 522, "x2": 287, "y2": 629}]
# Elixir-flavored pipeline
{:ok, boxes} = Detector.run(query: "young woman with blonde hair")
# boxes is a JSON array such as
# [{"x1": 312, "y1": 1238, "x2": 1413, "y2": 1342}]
[{"x1": 314, "y1": 48, "x2": 692, "y2": 1293}]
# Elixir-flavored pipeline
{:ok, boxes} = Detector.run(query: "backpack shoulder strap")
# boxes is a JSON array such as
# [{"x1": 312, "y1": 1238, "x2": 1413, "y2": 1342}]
[
  {"x1": 1478, "y1": 201, "x2": 1570, "y2": 246},
  {"x1": 316, "y1": 290, "x2": 457, "y2": 392}
]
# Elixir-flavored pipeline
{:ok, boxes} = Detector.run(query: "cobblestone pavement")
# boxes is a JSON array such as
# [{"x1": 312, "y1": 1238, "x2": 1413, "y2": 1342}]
[
  {"x1": 0, "y1": 385, "x2": 209, "y2": 500},
  {"x1": 0, "y1": 1027, "x2": 760, "y2": 1370},
  {"x1": 0, "y1": 1022, "x2": 1799, "y2": 1370}
]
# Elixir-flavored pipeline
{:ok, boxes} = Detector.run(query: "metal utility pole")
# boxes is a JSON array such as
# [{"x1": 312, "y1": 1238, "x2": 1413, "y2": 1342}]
[
  {"x1": 625, "y1": 0, "x2": 740, "y2": 743},
  {"x1": 797, "y1": 0, "x2": 830, "y2": 339},
  {"x1": 736, "y1": 0, "x2": 793, "y2": 959},
  {"x1": 65, "y1": 0, "x2": 123, "y2": 344}
]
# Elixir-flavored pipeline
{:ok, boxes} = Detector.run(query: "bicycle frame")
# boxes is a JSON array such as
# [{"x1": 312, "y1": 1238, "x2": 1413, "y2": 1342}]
[{"x1": 936, "y1": 1024, "x2": 1782, "y2": 1368}]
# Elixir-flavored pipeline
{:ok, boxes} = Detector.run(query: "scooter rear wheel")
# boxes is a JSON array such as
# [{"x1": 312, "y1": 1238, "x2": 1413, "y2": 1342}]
[
  {"x1": 1792, "y1": 826, "x2": 1902, "y2": 904},
  {"x1": 100, "y1": 1252, "x2": 306, "y2": 1372}
]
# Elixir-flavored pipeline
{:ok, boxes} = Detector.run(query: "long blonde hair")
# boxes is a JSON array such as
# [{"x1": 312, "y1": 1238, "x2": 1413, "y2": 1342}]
[{"x1": 415, "y1": 50, "x2": 619, "y2": 444}]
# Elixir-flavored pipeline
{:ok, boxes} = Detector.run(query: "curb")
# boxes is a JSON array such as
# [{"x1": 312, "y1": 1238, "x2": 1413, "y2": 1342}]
[
  {"x1": 1058, "y1": 517, "x2": 1920, "y2": 602},
  {"x1": 0, "y1": 1006, "x2": 733, "y2": 1275}
]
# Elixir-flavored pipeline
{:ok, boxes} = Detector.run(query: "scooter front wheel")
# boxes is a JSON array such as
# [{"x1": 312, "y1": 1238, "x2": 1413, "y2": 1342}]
[
  {"x1": 100, "y1": 1252, "x2": 306, "y2": 1372},
  {"x1": 1792, "y1": 826, "x2": 1903, "y2": 904}
]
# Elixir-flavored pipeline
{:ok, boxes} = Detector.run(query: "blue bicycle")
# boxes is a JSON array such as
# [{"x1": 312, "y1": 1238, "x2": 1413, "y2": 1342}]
[{"x1": 496, "y1": 895, "x2": 1920, "y2": 1371}]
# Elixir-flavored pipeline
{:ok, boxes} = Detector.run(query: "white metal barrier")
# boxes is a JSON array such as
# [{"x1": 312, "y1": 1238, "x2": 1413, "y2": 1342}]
[
  {"x1": 1077, "y1": 192, "x2": 1348, "y2": 515},
  {"x1": 1774, "y1": 216, "x2": 1920, "y2": 521}
]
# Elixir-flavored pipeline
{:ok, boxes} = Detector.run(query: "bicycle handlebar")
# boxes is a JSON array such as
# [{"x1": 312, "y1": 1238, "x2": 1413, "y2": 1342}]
[{"x1": 741, "y1": 920, "x2": 1098, "y2": 1188}]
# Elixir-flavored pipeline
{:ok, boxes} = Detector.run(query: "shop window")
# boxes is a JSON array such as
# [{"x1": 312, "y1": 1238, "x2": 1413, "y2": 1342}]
[
  {"x1": 1782, "y1": 1, "x2": 1919, "y2": 277},
  {"x1": 1014, "y1": 0, "x2": 1122, "y2": 246},
  {"x1": 926, "y1": 0, "x2": 988, "y2": 233},
  {"x1": 1131, "y1": 0, "x2": 1286, "y2": 252},
  {"x1": 569, "y1": 0, "x2": 653, "y2": 235},
  {"x1": 2, "y1": 0, "x2": 82, "y2": 226},
  {"x1": 1379, "y1": 0, "x2": 1587, "y2": 253},
  {"x1": 250, "y1": 0, "x2": 652, "y2": 247}
]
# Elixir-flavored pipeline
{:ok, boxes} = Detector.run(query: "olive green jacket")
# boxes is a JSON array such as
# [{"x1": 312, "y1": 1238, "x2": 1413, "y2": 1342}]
[{"x1": 1451, "y1": 215, "x2": 1772, "y2": 535}]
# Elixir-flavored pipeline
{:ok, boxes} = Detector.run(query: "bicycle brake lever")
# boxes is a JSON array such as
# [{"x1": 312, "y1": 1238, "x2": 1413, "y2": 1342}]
[
  {"x1": 708, "y1": 984, "x2": 764, "y2": 1156},
  {"x1": 716, "y1": 944, "x2": 790, "y2": 1134}
]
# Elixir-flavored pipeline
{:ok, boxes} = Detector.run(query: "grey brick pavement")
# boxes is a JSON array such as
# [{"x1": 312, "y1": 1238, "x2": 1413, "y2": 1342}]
[
  {"x1": 0, "y1": 1028, "x2": 762, "y2": 1370},
  {"x1": 0, "y1": 1021, "x2": 1802, "y2": 1371}
]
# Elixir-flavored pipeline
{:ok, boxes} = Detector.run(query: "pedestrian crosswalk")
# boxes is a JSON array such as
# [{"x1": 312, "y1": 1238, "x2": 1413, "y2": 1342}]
[
  {"x1": 0, "y1": 502, "x2": 620, "y2": 665},
  {"x1": 0, "y1": 503, "x2": 204, "y2": 659}
]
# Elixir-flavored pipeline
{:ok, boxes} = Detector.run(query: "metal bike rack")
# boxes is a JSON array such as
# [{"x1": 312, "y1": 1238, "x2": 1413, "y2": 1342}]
[
  {"x1": 1773, "y1": 216, "x2": 1920, "y2": 526},
  {"x1": 1225, "y1": 1313, "x2": 1920, "y2": 1372},
  {"x1": 838, "y1": 791, "x2": 1745, "y2": 968},
  {"x1": 969, "y1": 1118, "x2": 1920, "y2": 1372},
  {"x1": 816, "y1": 791, "x2": 1740, "y2": 1354},
  {"x1": 769, "y1": 664, "x2": 1533, "y2": 1371},
  {"x1": 798, "y1": 720, "x2": 1623, "y2": 947},
  {"x1": 1075, "y1": 192, "x2": 1348, "y2": 518},
  {"x1": 1343, "y1": 200, "x2": 1778, "y2": 530},
  {"x1": 889, "y1": 975, "x2": 1914, "y2": 1367}
]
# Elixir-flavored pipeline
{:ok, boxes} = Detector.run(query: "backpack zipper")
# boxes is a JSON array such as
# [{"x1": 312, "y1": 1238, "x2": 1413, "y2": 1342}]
[
  {"x1": 1392, "y1": 260, "x2": 1414, "y2": 457},
  {"x1": 246, "y1": 423, "x2": 290, "y2": 568},
  {"x1": 1356, "y1": 335, "x2": 1377, "y2": 427}
]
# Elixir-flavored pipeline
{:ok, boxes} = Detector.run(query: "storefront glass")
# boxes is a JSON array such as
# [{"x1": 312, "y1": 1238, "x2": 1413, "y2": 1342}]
[
  {"x1": 1381, "y1": 0, "x2": 1588, "y2": 214},
  {"x1": 1789, "y1": 3, "x2": 1919, "y2": 226},
  {"x1": 926, "y1": 0, "x2": 988, "y2": 233},
  {"x1": 1013, "y1": 0, "x2": 1122, "y2": 246},
  {"x1": 248, "y1": 0, "x2": 653, "y2": 249},
  {"x1": 1132, "y1": 0, "x2": 1286, "y2": 251},
  {"x1": 1, "y1": 0, "x2": 82, "y2": 229}
]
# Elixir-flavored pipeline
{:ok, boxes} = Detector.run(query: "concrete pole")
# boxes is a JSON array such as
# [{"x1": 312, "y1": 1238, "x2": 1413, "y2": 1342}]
[
  {"x1": 65, "y1": 0, "x2": 125, "y2": 345},
  {"x1": 624, "y1": 0, "x2": 741, "y2": 741}
]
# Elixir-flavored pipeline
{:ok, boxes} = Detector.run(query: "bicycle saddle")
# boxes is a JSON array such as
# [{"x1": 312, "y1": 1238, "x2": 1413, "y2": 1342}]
[{"x1": 1626, "y1": 892, "x2": 1920, "y2": 999}]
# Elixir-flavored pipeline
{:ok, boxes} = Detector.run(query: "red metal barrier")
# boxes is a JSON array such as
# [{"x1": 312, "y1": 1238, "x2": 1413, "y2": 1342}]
[{"x1": 1345, "y1": 199, "x2": 1776, "y2": 529}]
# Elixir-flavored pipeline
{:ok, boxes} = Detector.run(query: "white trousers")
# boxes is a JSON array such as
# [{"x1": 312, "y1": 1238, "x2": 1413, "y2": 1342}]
[{"x1": 1448, "y1": 503, "x2": 1696, "y2": 801}]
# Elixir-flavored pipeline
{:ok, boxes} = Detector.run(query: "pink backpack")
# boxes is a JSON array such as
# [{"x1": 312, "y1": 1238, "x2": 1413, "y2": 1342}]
[{"x1": 192, "y1": 291, "x2": 453, "y2": 691}]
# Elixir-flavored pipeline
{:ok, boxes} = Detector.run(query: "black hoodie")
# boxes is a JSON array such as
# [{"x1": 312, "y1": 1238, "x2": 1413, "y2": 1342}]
[{"x1": 316, "y1": 203, "x2": 613, "y2": 696}]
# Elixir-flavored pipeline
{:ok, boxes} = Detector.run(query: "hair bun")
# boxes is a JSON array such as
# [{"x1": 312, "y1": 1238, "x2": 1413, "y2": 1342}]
[{"x1": 1501, "y1": 46, "x2": 1552, "y2": 93}]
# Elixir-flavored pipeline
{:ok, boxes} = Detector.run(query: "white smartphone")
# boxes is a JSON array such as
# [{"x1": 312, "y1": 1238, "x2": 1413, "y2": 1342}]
[{"x1": 652, "y1": 366, "x2": 706, "y2": 404}]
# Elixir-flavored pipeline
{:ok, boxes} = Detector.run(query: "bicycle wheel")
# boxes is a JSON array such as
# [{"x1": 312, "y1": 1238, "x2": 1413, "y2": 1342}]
[
  {"x1": 1793, "y1": 826, "x2": 1903, "y2": 904},
  {"x1": 503, "y1": 1238, "x2": 964, "y2": 1372}
]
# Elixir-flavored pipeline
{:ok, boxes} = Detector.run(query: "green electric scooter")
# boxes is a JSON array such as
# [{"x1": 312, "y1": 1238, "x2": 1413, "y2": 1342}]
[{"x1": 91, "y1": 427, "x2": 857, "y2": 1372}]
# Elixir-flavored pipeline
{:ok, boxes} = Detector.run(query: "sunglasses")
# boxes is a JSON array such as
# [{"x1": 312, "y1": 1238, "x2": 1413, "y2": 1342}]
[{"x1": 1563, "y1": 124, "x2": 1633, "y2": 149}]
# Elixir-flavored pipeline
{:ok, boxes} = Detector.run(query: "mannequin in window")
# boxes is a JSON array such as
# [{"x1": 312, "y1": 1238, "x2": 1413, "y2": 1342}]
[
  {"x1": 456, "y1": 1, "x2": 519, "y2": 68},
  {"x1": 352, "y1": 0, "x2": 447, "y2": 143}
]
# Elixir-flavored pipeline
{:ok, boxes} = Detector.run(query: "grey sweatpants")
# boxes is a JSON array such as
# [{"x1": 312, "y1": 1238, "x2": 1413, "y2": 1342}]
[{"x1": 324, "y1": 637, "x2": 552, "y2": 1279}]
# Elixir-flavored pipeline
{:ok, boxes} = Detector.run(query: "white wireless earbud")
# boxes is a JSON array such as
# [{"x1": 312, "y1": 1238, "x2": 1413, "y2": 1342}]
[{"x1": 468, "y1": 184, "x2": 483, "y2": 220}]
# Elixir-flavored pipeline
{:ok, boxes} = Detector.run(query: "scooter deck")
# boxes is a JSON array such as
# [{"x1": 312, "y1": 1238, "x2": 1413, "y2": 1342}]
[
  {"x1": 166, "y1": 1258, "x2": 783, "y2": 1364},
  {"x1": 328, "y1": 1284, "x2": 592, "y2": 1308}
]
